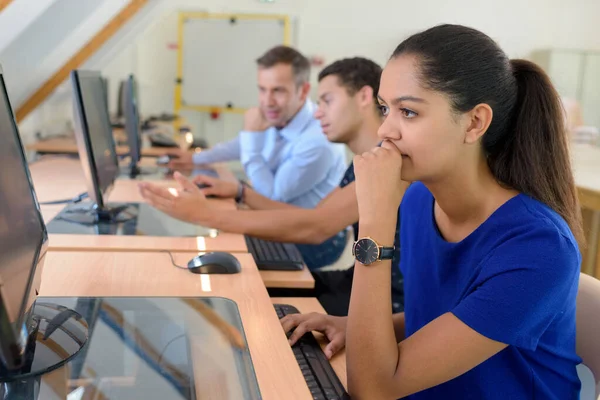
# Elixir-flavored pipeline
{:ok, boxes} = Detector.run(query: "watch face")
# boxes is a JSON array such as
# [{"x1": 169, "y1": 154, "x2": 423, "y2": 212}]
[{"x1": 354, "y1": 238, "x2": 379, "y2": 265}]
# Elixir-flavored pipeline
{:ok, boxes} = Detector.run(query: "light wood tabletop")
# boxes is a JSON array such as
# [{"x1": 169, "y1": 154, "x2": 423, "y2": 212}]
[
  {"x1": 26, "y1": 136, "x2": 173, "y2": 158},
  {"x1": 31, "y1": 157, "x2": 315, "y2": 289},
  {"x1": 571, "y1": 143, "x2": 600, "y2": 278},
  {"x1": 271, "y1": 297, "x2": 347, "y2": 390},
  {"x1": 572, "y1": 143, "x2": 600, "y2": 210},
  {"x1": 29, "y1": 156, "x2": 236, "y2": 203},
  {"x1": 31, "y1": 157, "x2": 247, "y2": 253},
  {"x1": 38, "y1": 251, "x2": 314, "y2": 399}
]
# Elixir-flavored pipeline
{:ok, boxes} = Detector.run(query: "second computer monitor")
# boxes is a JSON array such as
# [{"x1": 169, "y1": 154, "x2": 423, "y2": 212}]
[
  {"x1": 71, "y1": 69, "x2": 120, "y2": 210},
  {"x1": 123, "y1": 74, "x2": 142, "y2": 170}
]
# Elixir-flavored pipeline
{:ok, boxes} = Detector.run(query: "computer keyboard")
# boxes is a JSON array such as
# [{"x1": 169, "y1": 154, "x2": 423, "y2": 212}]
[
  {"x1": 274, "y1": 304, "x2": 349, "y2": 400},
  {"x1": 147, "y1": 132, "x2": 178, "y2": 148},
  {"x1": 244, "y1": 236, "x2": 304, "y2": 270}
]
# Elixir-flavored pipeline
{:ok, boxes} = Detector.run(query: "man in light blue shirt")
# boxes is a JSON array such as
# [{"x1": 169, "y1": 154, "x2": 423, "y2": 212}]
[{"x1": 169, "y1": 45, "x2": 346, "y2": 208}]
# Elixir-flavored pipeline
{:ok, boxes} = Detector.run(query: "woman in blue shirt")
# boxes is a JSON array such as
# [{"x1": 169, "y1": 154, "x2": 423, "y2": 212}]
[{"x1": 281, "y1": 24, "x2": 584, "y2": 399}]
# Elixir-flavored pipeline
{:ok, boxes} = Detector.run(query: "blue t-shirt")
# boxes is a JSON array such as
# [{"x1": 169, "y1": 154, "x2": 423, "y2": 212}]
[{"x1": 399, "y1": 182, "x2": 581, "y2": 399}]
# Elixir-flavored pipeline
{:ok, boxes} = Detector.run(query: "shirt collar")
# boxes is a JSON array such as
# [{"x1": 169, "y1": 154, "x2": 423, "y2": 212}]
[{"x1": 275, "y1": 100, "x2": 315, "y2": 141}]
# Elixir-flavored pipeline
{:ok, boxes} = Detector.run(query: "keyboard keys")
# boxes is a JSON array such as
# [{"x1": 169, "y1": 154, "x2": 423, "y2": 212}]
[
  {"x1": 274, "y1": 304, "x2": 348, "y2": 400},
  {"x1": 245, "y1": 236, "x2": 304, "y2": 270}
]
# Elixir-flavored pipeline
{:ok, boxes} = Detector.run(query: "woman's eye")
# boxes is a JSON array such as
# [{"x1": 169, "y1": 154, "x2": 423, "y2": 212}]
[
  {"x1": 401, "y1": 108, "x2": 417, "y2": 118},
  {"x1": 379, "y1": 105, "x2": 389, "y2": 116}
]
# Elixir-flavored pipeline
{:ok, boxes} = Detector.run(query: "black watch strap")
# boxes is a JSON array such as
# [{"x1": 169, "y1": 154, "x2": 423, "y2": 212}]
[
  {"x1": 234, "y1": 181, "x2": 245, "y2": 203},
  {"x1": 380, "y1": 246, "x2": 395, "y2": 260}
]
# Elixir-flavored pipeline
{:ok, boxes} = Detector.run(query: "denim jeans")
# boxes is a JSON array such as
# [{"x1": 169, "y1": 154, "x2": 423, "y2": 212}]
[{"x1": 295, "y1": 228, "x2": 348, "y2": 270}]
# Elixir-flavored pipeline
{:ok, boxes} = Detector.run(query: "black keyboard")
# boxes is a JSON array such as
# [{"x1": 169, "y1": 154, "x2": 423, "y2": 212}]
[
  {"x1": 244, "y1": 236, "x2": 304, "y2": 271},
  {"x1": 147, "y1": 132, "x2": 178, "y2": 148},
  {"x1": 274, "y1": 304, "x2": 349, "y2": 400}
]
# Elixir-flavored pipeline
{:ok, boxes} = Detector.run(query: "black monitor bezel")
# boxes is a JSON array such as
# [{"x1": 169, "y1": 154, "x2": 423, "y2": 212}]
[
  {"x1": 123, "y1": 74, "x2": 141, "y2": 167},
  {"x1": 70, "y1": 69, "x2": 119, "y2": 210},
  {"x1": 0, "y1": 65, "x2": 49, "y2": 368}
]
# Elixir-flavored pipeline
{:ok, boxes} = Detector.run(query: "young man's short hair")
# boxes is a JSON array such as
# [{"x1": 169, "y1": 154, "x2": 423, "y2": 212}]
[{"x1": 318, "y1": 57, "x2": 382, "y2": 102}]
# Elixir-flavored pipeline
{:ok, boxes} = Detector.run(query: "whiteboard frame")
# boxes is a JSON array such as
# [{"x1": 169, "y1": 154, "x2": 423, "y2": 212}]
[{"x1": 174, "y1": 12, "x2": 291, "y2": 120}]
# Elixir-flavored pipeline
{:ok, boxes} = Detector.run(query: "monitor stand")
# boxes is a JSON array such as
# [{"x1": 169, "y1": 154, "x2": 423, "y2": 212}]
[
  {"x1": 0, "y1": 302, "x2": 88, "y2": 392},
  {"x1": 120, "y1": 163, "x2": 167, "y2": 180},
  {"x1": 57, "y1": 202, "x2": 138, "y2": 225},
  {"x1": 46, "y1": 202, "x2": 216, "y2": 237}
]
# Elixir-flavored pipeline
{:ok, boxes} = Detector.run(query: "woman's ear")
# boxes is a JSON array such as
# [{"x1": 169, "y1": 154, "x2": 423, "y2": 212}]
[{"x1": 464, "y1": 103, "x2": 493, "y2": 144}]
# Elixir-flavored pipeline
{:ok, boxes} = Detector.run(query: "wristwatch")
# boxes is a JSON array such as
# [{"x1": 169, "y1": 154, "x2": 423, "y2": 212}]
[
  {"x1": 352, "y1": 237, "x2": 394, "y2": 266},
  {"x1": 235, "y1": 180, "x2": 249, "y2": 204}
]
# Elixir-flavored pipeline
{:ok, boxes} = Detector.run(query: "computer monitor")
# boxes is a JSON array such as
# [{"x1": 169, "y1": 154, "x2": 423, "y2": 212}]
[
  {"x1": 123, "y1": 74, "x2": 143, "y2": 177},
  {"x1": 68, "y1": 69, "x2": 136, "y2": 223},
  {"x1": 100, "y1": 76, "x2": 109, "y2": 110},
  {"x1": 0, "y1": 65, "x2": 87, "y2": 379},
  {"x1": 116, "y1": 79, "x2": 125, "y2": 120}
]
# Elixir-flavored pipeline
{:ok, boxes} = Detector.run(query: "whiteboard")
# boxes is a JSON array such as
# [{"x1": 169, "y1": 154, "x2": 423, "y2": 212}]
[{"x1": 181, "y1": 16, "x2": 287, "y2": 110}]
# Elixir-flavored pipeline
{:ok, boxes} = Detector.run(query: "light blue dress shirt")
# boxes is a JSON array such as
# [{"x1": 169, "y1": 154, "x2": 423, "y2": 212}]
[{"x1": 193, "y1": 100, "x2": 346, "y2": 208}]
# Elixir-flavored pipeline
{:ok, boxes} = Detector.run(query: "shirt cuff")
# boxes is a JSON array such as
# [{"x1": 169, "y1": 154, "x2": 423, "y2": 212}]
[
  {"x1": 192, "y1": 152, "x2": 203, "y2": 164},
  {"x1": 239, "y1": 130, "x2": 267, "y2": 164}
]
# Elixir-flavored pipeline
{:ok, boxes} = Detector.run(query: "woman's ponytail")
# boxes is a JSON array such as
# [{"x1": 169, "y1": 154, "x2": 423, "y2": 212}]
[{"x1": 488, "y1": 59, "x2": 584, "y2": 246}]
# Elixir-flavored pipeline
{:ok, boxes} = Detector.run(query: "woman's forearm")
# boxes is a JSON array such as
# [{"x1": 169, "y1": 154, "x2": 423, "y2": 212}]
[{"x1": 346, "y1": 221, "x2": 400, "y2": 399}]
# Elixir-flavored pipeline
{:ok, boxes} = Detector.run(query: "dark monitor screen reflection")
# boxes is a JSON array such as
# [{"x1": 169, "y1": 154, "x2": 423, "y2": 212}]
[{"x1": 5, "y1": 297, "x2": 262, "y2": 400}]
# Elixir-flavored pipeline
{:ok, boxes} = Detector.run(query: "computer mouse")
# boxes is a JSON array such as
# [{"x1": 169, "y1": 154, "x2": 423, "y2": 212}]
[{"x1": 187, "y1": 252, "x2": 241, "y2": 274}]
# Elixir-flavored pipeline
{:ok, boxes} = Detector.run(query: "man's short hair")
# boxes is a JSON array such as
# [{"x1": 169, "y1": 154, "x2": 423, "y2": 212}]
[
  {"x1": 318, "y1": 57, "x2": 382, "y2": 102},
  {"x1": 256, "y1": 45, "x2": 310, "y2": 85}
]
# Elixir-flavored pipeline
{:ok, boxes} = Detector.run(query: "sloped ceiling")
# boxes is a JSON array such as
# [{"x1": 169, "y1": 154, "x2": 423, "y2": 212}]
[{"x1": 0, "y1": 0, "x2": 170, "y2": 115}]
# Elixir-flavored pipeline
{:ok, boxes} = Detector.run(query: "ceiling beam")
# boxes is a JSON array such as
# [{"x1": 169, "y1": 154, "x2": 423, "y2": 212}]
[{"x1": 0, "y1": 0, "x2": 15, "y2": 13}]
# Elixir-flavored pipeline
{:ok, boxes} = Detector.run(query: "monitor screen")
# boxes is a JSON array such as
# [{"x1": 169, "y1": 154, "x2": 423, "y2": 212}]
[
  {"x1": 124, "y1": 74, "x2": 141, "y2": 164},
  {"x1": 72, "y1": 70, "x2": 120, "y2": 208},
  {"x1": 0, "y1": 70, "x2": 47, "y2": 359}
]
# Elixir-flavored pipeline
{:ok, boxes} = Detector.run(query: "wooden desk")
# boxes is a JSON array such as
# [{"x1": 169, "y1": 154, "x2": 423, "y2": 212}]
[
  {"x1": 38, "y1": 251, "x2": 313, "y2": 399},
  {"x1": 572, "y1": 143, "x2": 600, "y2": 278},
  {"x1": 30, "y1": 157, "x2": 247, "y2": 253},
  {"x1": 26, "y1": 136, "x2": 170, "y2": 157},
  {"x1": 271, "y1": 297, "x2": 347, "y2": 390},
  {"x1": 32, "y1": 157, "x2": 314, "y2": 289}
]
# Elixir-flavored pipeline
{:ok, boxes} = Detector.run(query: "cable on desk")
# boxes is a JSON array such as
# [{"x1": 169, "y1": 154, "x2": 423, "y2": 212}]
[
  {"x1": 161, "y1": 250, "x2": 189, "y2": 270},
  {"x1": 39, "y1": 192, "x2": 88, "y2": 205}
]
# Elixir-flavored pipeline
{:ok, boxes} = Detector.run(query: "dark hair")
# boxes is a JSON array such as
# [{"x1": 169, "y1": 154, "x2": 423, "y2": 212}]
[
  {"x1": 318, "y1": 57, "x2": 382, "y2": 104},
  {"x1": 392, "y1": 24, "x2": 584, "y2": 245},
  {"x1": 256, "y1": 45, "x2": 310, "y2": 85}
]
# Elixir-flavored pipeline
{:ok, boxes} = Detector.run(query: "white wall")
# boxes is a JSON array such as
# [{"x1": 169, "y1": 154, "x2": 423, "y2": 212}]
[
  {"x1": 99, "y1": 0, "x2": 600, "y2": 149},
  {"x1": 5, "y1": 0, "x2": 133, "y2": 142},
  {"x1": 14, "y1": 0, "x2": 167, "y2": 144},
  {"x1": 16, "y1": 0, "x2": 600, "y2": 145},
  {"x1": 0, "y1": 0, "x2": 56, "y2": 54}
]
